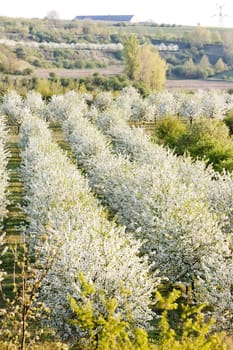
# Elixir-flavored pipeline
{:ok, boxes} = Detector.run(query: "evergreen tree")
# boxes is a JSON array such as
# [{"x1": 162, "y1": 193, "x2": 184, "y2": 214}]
[{"x1": 215, "y1": 58, "x2": 226, "y2": 73}]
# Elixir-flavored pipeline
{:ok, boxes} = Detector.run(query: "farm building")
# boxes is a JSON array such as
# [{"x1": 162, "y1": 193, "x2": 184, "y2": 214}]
[{"x1": 74, "y1": 15, "x2": 138, "y2": 23}]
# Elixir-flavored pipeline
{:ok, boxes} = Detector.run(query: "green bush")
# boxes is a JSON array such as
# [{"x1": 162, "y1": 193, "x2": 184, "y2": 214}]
[
  {"x1": 179, "y1": 119, "x2": 233, "y2": 171},
  {"x1": 153, "y1": 117, "x2": 233, "y2": 172},
  {"x1": 152, "y1": 116, "x2": 187, "y2": 148},
  {"x1": 0, "y1": 342, "x2": 68, "y2": 350},
  {"x1": 68, "y1": 276, "x2": 227, "y2": 350},
  {"x1": 68, "y1": 273, "x2": 152, "y2": 350},
  {"x1": 223, "y1": 111, "x2": 233, "y2": 135},
  {"x1": 153, "y1": 290, "x2": 226, "y2": 350}
]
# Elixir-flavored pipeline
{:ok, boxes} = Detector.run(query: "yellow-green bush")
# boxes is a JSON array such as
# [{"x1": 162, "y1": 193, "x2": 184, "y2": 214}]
[
  {"x1": 153, "y1": 116, "x2": 233, "y2": 172},
  {"x1": 153, "y1": 290, "x2": 226, "y2": 350},
  {"x1": 68, "y1": 273, "x2": 152, "y2": 350}
]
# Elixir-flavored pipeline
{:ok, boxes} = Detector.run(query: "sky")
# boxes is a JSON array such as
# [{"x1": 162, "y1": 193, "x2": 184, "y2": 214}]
[{"x1": 1, "y1": 0, "x2": 233, "y2": 27}]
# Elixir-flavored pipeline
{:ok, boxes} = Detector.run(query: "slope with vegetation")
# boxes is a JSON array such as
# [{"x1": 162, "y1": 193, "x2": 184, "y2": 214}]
[{"x1": 1, "y1": 16, "x2": 233, "y2": 80}]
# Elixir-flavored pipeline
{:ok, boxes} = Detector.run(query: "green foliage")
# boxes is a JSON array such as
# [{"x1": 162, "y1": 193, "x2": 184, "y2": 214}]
[
  {"x1": 153, "y1": 117, "x2": 233, "y2": 172},
  {"x1": 199, "y1": 55, "x2": 214, "y2": 77},
  {"x1": 68, "y1": 273, "x2": 152, "y2": 350},
  {"x1": 1, "y1": 16, "x2": 233, "y2": 78},
  {"x1": 0, "y1": 44, "x2": 31, "y2": 74},
  {"x1": 123, "y1": 37, "x2": 167, "y2": 90},
  {"x1": 154, "y1": 290, "x2": 226, "y2": 350},
  {"x1": 186, "y1": 27, "x2": 211, "y2": 48},
  {"x1": 0, "y1": 237, "x2": 56, "y2": 350},
  {"x1": 123, "y1": 35, "x2": 141, "y2": 80},
  {"x1": 0, "y1": 74, "x2": 148, "y2": 98},
  {"x1": 172, "y1": 56, "x2": 215, "y2": 79},
  {"x1": 15, "y1": 47, "x2": 27, "y2": 60},
  {"x1": 136, "y1": 45, "x2": 167, "y2": 91},
  {"x1": 179, "y1": 119, "x2": 233, "y2": 171},
  {"x1": 0, "y1": 342, "x2": 68, "y2": 350},
  {"x1": 223, "y1": 111, "x2": 233, "y2": 135},
  {"x1": 152, "y1": 116, "x2": 187, "y2": 148},
  {"x1": 215, "y1": 58, "x2": 226, "y2": 73}
]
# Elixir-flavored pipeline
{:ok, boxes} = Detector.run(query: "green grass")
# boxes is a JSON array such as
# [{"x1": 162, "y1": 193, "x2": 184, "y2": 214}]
[
  {"x1": 208, "y1": 69, "x2": 233, "y2": 81},
  {"x1": 1, "y1": 128, "x2": 26, "y2": 305},
  {"x1": 108, "y1": 22, "x2": 233, "y2": 40},
  {"x1": 1, "y1": 123, "x2": 73, "y2": 307}
]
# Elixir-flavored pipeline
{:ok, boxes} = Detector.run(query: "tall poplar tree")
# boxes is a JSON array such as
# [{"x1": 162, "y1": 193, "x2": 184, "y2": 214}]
[{"x1": 123, "y1": 35, "x2": 140, "y2": 80}]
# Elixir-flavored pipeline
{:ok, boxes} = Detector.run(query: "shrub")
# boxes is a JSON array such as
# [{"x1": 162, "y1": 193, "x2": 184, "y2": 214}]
[
  {"x1": 0, "y1": 342, "x2": 68, "y2": 350},
  {"x1": 69, "y1": 274, "x2": 152, "y2": 350},
  {"x1": 153, "y1": 117, "x2": 233, "y2": 172},
  {"x1": 154, "y1": 290, "x2": 227, "y2": 350},
  {"x1": 223, "y1": 111, "x2": 233, "y2": 135},
  {"x1": 152, "y1": 116, "x2": 187, "y2": 148},
  {"x1": 178, "y1": 119, "x2": 233, "y2": 171}
]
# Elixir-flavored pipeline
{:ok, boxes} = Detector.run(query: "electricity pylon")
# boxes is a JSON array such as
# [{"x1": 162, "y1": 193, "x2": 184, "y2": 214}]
[{"x1": 212, "y1": 3, "x2": 227, "y2": 26}]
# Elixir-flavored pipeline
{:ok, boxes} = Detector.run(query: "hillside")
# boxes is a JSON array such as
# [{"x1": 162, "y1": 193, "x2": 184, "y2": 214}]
[{"x1": 1, "y1": 16, "x2": 233, "y2": 80}]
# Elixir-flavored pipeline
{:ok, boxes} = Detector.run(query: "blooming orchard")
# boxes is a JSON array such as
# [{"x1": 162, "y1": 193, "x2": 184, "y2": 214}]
[
  {"x1": 0, "y1": 89, "x2": 232, "y2": 336},
  {"x1": 56, "y1": 95, "x2": 232, "y2": 329},
  {"x1": 19, "y1": 113, "x2": 156, "y2": 341}
]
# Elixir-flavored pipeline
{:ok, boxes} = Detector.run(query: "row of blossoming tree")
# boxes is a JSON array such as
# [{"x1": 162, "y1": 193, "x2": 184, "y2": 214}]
[
  {"x1": 28, "y1": 88, "x2": 232, "y2": 328},
  {"x1": 19, "y1": 112, "x2": 156, "y2": 343},
  {"x1": 3, "y1": 87, "x2": 233, "y2": 123},
  {"x1": 47, "y1": 92, "x2": 232, "y2": 331},
  {"x1": 0, "y1": 89, "x2": 232, "y2": 347}
]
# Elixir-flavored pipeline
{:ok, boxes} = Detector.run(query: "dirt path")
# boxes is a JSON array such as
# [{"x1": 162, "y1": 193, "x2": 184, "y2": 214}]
[
  {"x1": 165, "y1": 79, "x2": 233, "y2": 90},
  {"x1": 34, "y1": 66, "x2": 124, "y2": 78},
  {"x1": 4, "y1": 130, "x2": 25, "y2": 244}
]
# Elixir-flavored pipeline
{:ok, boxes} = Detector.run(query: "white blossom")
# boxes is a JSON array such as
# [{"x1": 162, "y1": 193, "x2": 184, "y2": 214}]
[
  {"x1": 114, "y1": 86, "x2": 143, "y2": 121},
  {"x1": 178, "y1": 93, "x2": 202, "y2": 121},
  {"x1": 1, "y1": 90, "x2": 25, "y2": 125},
  {"x1": 61, "y1": 109, "x2": 232, "y2": 327},
  {"x1": 2, "y1": 88, "x2": 231, "y2": 333},
  {"x1": 147, "y1": 91, "x2": 177, "y2": 118},
  {"x1": 0, "y1": 116, "x2": 8, "y2": 293},
  {"x1": 20, "y1": 114, "x2": 156, "y2": 341},
  {"x1": 198, "y1": 90, "x2": 228, "y2": 119},
  {"x1": 0, "y1": 38, "x2": 123, "y2": 51},
  {"x1": 23, "y1": 91, "x2": 47, "y2": 117},
  {"x1": 92, "y1": 91, "x2": 114, "y2": 112},
  {"x1": 47, "y1": 91, "x2": 88, "y2": 122}
]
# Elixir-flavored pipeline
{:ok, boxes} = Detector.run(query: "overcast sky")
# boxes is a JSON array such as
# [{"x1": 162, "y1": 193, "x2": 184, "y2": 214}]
[{"x1": 0, "y1": 0, "x2": 233, "y2": 27}]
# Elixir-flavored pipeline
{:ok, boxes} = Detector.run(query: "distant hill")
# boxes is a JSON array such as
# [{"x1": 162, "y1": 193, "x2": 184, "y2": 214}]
[{"x1": 0, "y1": 16, "x2": 233, "y2": 80}]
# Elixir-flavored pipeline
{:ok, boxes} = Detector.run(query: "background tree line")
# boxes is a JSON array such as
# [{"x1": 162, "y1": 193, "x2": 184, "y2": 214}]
[{"x1": 1, "y1": 16, "x2": 233, "y2": 80}]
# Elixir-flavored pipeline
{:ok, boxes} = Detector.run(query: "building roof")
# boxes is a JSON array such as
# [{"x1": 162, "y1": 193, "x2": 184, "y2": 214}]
[{"x1": 75, "y1": 15, "x2": 135, "y2": 22}]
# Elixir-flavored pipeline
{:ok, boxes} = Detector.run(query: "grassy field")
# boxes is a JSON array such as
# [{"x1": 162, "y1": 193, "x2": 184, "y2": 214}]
[
  {"x1": 107, "y1": 22, "x2": 233, "y2": 39},
  {"x1": 1, "y1": 128, "x2": 25, "y2": 307},
  {"x1": 165, "y1": 79, "x2": 233, "y2": 90},
  {"x1": 33, "y1": 66, "x2": 124, "y2": 78}
]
